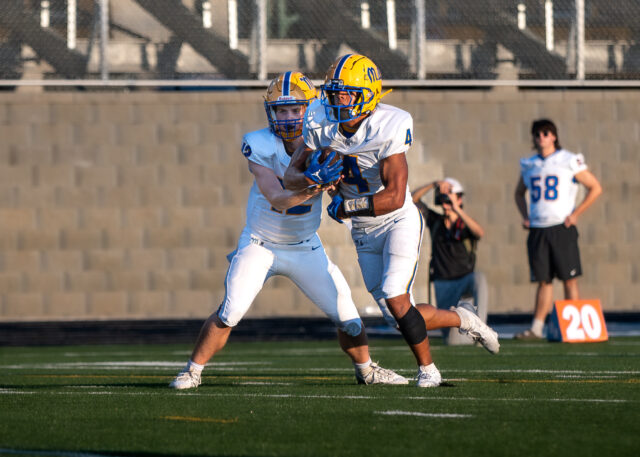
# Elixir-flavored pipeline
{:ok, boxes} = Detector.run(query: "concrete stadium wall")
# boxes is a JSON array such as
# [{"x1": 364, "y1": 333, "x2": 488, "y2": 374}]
[{"x1": 0, "y1": 88, "x2": 638, "y2": 322}]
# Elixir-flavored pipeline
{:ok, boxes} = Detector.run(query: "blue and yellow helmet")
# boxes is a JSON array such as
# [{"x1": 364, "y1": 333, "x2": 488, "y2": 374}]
[
  {"x1": 264, "y1": 71, "x2": 316, "y2": 140},
  {"x1": 320, "y1": 54, "x2": 382, "y2": 123}
]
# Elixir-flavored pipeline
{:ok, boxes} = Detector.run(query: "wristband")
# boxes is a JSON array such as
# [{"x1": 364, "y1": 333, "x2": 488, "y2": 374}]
[{"x1": 343, "y1": 196, "x2": 375, "y2": 217}]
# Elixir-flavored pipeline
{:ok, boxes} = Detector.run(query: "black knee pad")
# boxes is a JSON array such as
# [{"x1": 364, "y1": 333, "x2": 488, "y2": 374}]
[{"x1": 396, "y1": 306, "x2": 427, "y2": 345}]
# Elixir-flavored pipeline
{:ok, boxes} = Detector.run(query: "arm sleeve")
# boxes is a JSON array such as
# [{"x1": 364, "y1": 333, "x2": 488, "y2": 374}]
[
  {"x1": 302, "y1": 100, "x2": 324, "y2": 150},
  {"x1": 379, "y1": 112, "x2": 413, "y2": 160},
  {"x1": 568, "y1": 153, "x2": 588, "y2": 174},
  {"x1": 241, "y1": 133, "x2": 272, "y2": 168}
]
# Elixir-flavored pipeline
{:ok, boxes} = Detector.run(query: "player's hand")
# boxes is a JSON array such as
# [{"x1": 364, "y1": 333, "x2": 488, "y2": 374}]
[
  {"x1": 522, "y1": 218, "x2": 530, "y2": 229},
  {"x1": 321, "y1": 177, "x2": 342, "y2": 194},
  {"x1": 564, "y1": 213, "x2": 577, "y2": 227},
  {"x1": 303, "y1": 150, "x2": 343, "y2": 185},
  {"x1": 303, "y1": 184, "x2": 323, "y2": 197},
  {"x1": 327, "y1": 194, "x2": 344, "y2": 224},
  {"x1": 304, "y1": 176, "x2": 342, "y2": 195}
]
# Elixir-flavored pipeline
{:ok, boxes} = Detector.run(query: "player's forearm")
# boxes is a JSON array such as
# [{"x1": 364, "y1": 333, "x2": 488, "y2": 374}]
[
  {"x1": 268, "y1": 189, "x2": 314, "y2": 212},
  {"x1": 572, "y1": 183, "x2": 603, "y2": 219},
  {"x1": 372, "y1": 188, "x2": 405, "y2": 215},
  {"x1": 514, "y1": 193, "x2": 529, "y2": 220},
  {"x1": 283, "y1": 145, "x2": 315, "y2": 191},
  {"x1": 283, "y1": 167, "x2": 314, "y2": 192}
]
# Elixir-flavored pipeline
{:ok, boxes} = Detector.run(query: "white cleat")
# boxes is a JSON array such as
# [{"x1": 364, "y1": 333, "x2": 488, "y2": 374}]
[
  {"x1": 169, "y1": 368, "x2": 201, "y2": 390},
  {"x1": 416, "y1": 365, "x2": 442, "y2": 388},
  {"x1": 356, "y1": 362, "x2": 409, "y2": 385},
  {"x1": 455, "y1": 306, "x2": 500, "y2": 354}
]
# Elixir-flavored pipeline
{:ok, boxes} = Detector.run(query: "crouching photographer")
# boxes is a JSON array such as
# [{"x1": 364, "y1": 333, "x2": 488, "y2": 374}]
[{"x1": 411, "y1": 178, "x2": 488, "y2": 344}]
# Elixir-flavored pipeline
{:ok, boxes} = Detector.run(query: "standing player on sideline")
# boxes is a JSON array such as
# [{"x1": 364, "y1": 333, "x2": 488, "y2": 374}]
[
  {"x1": 170, "y1": 72, "x2": 407, "y2": 389},
  {"x1": 514, "y1": 119, "x2": 602, "y2": 340},
  {"x1": 284, "y1": 54, "x2": 499, "y2": 388}
]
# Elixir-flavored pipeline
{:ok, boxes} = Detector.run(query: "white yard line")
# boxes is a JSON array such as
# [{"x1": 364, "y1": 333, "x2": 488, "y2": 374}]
[{"x1": 376, "y1": 410, "x2": 472, "y2": 418}]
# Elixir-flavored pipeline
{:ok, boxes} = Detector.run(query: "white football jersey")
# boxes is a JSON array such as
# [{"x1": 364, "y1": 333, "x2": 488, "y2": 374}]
[
  {"x1": 520, "y1": 149, "x2": 588, "y2": 227},
  {"x1": 303, "y1": 100, "x2": 415, "y2": 228},
  {"x1": 241, "y1": 128, "x2": 323, "y2": 243}
]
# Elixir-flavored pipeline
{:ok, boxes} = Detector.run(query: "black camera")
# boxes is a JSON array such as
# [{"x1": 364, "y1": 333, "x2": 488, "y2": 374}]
[{"x1": 434, "y1": 188, "x2": 451, "y2": 205}]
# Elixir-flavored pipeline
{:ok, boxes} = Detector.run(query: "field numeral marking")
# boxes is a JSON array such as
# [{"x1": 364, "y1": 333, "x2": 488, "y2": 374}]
[{"x1": 562, "y1": 304, "x2": 603, "y2": 340}]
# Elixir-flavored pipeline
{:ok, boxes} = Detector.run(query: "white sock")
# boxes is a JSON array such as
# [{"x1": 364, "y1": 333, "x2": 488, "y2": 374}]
[
  {"x1": 531, "y1": 319, "x2": 544, "y2": 337},
  {"x1": 186, "y1": 359, "x2": 204, "y2": 374},
  {"x1": 354, "y1": 358, "x2": 372, "y2": 372},
  {"x1": 419, "y1": 363, "x2": 437, "y2": 373}
]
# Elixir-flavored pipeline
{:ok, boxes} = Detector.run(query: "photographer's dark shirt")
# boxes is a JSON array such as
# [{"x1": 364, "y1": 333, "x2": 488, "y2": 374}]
[{"x1": 416, "y1": 203, "x2": 478, "y2": 280}]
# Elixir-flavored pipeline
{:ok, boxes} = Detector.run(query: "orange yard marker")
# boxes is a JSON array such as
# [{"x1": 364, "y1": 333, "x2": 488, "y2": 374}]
[{"x1": 547, "y1": 299, "x2": 608, "y2": 342}]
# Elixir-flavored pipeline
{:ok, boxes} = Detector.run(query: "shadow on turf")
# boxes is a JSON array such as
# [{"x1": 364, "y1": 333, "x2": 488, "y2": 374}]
[{"x1": 1, "y1": 449, "x2": 272, "y2": 457}]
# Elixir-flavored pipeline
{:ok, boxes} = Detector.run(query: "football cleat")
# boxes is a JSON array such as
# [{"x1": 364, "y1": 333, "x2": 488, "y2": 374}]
[
  {"x1": 356, "y1": 362, "x2": 408, "y2": 385},
  {"x1": 320, "y1": 54, "x2": 383, "y2": 123},
  {"x1": 455, "y1": 306, "x2": 500, "y2": 354},
  {"x1": 169, "y1": 368, "x2": 202, "y2": 390},
  {"x1": 416, "y1": 365, "x2": 442, "y2": 388},
  {"x1": 264, "y1": 71, "x2": 316, "y2": 140}
]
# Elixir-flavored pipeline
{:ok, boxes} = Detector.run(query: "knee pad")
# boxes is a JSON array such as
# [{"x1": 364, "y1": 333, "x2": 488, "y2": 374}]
[
  {"x1": 340, "y1": 318, "x2": 363, "y2": 337},
  {"x1": 396, "y1": 306, "x2": 427, "y2": 345}
]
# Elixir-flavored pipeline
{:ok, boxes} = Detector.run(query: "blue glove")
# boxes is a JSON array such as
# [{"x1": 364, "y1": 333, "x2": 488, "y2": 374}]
[
  {"x1": 327, "y1": 194, "x2": 344, "y2": 224},
  {"x1": 304, "y1": 150, "x2": 343, "y2": 185}
]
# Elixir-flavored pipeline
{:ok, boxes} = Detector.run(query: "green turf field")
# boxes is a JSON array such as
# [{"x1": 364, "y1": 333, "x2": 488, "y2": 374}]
[{"x1": 1, "y1": 337, "x2": 639, "y2": 457}]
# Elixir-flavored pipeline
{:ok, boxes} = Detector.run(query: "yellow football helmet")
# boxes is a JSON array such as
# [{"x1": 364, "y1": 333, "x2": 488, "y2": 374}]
[
  {"x1": 264, "y1": 71, "x2": 316, "y2": 140},
  {"x1": 320, "y1": 54, "x2": 382, "y2": 123}
]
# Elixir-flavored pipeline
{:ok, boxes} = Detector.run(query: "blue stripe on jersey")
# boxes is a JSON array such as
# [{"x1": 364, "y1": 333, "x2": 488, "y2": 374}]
[
  {"x1": 333, "y1": 54, "x2": 352, "y2": 80},
  {"x1": 282, "y1": 71, "x2": 291, "y2": 96}
]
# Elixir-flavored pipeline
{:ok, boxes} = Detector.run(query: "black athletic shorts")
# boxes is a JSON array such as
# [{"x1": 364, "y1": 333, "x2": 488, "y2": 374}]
[{"x1": 527, "y1": 224, "x2": 582, "y2": 283}]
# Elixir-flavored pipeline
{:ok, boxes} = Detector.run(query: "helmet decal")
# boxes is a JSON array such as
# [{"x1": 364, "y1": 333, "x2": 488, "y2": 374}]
[
  {"x1": 282, "y1": 71, "x2": 291, "y2": 97},
  {"x1": 333, "y1": 54, "x2": 353, "y2": 80}
]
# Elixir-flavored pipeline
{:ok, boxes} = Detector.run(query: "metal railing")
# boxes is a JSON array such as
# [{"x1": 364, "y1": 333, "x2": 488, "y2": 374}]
[{"x1": 0, "y1": 0, "x2": 638, "y2": 87}]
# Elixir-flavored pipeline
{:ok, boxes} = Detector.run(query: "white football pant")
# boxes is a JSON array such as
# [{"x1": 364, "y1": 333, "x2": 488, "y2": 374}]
[
  {"x1": 218, "y1": 228, "x2": 362, "y2": 336},
  {"x1": 351, "y1": 205, "x2": 424, "y2": 327}
]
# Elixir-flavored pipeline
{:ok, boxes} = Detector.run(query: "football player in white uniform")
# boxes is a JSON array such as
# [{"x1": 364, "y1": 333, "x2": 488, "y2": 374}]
[
  {"x1": 284, "y1": 55, "x2": 499, "y2": 387},
  {"x1": 170, "y1": 71, "x2": 407, "y2": 389},
  {"x1": 514, "y1": 119, "x2": 602, "y2": 339}
]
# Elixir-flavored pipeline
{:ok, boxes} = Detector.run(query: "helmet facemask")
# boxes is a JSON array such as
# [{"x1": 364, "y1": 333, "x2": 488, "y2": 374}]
[
  {"x1": 265, "y1": 101, "x2": 307, "y2": 140},
  {"x1": 321, "y1": 80, "x2": 373, "y2": 123}
]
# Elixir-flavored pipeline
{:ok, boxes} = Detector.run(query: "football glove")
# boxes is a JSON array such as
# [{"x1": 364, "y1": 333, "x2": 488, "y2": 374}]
[
  {"x1": 327, "y1": 194, "x2": 344, "y2": 224},
  {"x1": 303, "y1": 150, "x2": 343, "y2": 185}
]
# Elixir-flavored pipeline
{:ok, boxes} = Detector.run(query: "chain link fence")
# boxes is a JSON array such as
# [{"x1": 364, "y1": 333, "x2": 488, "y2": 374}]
[{"x1": 1, "y1": 0, "x2": 639, "y2": 85}]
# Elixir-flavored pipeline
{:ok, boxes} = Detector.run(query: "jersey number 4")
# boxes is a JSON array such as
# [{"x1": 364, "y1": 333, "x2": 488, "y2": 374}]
[
  {"x1": 530, "y1": 175, "x2": 558, "y2": 202},
  {"x1": 342, "y1": 155, "x2": 369, "y2": 193}
]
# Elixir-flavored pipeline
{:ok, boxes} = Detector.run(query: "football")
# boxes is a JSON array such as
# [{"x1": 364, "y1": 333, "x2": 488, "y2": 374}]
[
  {"x1": 304, "y1": 147, "x2": 343, "y2": 187},
  {"x1": 304, "y1": 147, "x2": 341, "y2": 169}
]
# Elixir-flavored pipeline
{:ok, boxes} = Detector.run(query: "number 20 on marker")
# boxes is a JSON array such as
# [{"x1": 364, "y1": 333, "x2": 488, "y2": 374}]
[{"x1": 548, "y1": 300, "x2": 608, "y2": 342}]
